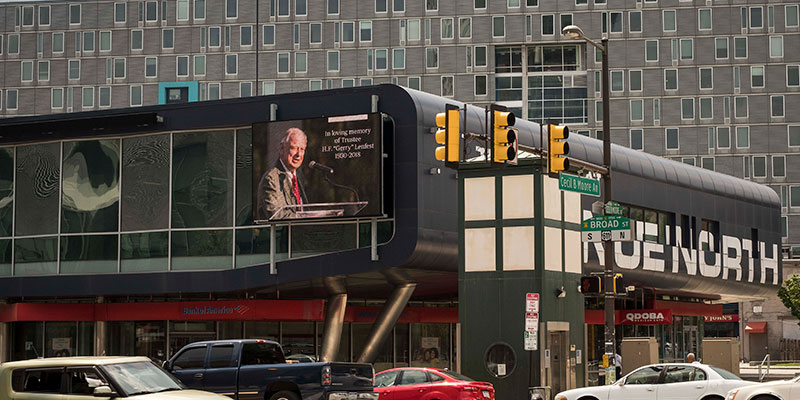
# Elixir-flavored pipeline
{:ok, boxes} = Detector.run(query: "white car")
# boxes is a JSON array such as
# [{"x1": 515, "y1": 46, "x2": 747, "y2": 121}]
[
  {"x1": 726, "y1": 375, "x2": 800, "y2": 400},
  {"x1": 555, "y1": 363, "x2": 757, "y2": 400}
]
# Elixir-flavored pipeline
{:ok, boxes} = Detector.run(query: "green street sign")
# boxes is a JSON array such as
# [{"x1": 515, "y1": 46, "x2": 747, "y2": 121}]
[
  {"x1": 582, "y1": 215, "x2": 631, "y2": 231},
  {"x1": 605, "y1": 201, "x2": 624, "y2": 216},
  {"x1": 558, "y1": 173, "x2": 600, "y2": 197}
]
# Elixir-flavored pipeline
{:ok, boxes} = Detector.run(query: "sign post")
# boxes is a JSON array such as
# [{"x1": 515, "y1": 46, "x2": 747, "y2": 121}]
[{"x1": 524, "y1": 293, "x2": 539, "y2": 351}]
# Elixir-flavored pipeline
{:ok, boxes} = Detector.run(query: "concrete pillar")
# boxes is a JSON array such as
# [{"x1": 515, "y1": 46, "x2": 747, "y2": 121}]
[
  {"x1": 94, "y1": 297, "x2": 106, "y2": 356},
  {"x1": 356, "y1": 283, "x2": 416, "y2": 364},
  {"x1": 0, "y1": 322, "x2": 9, "y2": 362},
  {"x1": 320, "y1": 277, "x2": 348, "y2": 362}
]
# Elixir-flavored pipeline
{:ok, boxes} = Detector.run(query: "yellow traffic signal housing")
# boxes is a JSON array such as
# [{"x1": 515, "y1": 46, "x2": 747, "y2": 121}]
[
  {"x1": 613, "y1": 273, "x2": 625, "y2": 295},
  {"x1": 548, "y1": 124, "x2": 570, "y2": 177},
  {"x1": 435, "y1": 105, "x2": 460, "y2": 163},
  {"x1": 492, "y1": 109, "x2": 517, "y2": 164}
]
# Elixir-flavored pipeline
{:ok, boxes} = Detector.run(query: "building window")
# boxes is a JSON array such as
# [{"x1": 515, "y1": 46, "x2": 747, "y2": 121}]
[
  {"x1": 99, "y1": 31, "x2": 112, "y2": 52},
  {"x1": 426, "y1": 48, "x2": 438, "y2": 68},
  {"x1": 629, "y1": 70, "x2": 642, "y2": 92},
  {"x1": 193, "y1": 55, "x2": 206, "y2": 76},
  {"x1": 360, "y1": 21, "x2": 372, "y2": 42},
  {"x1": 295, "y1": 52, "x2": 307, "y2": 73},
  {"x1": 630, "y1": 99, "x2": 643, "y2": 121},
  {"x1": 145, "y1": 1, "x2": 157, "y2": 21},
  {"x1": 52, "y1": 32, "x2": 64, "y2": 53},
  {"x1": 225, "y1": 54, "x2": 237, "y2": 75},
  {"x1": 749, "y1": 65, "x2": 765, "y2": 87},
  {"x1": 773, "y1": 155, "x2": 786, "y2": 177},
  {"x1": 666, "y1": 128, "x2": 679, "y2": 150},
  {"x1": 653, "y1": 99, "x2": 660, "y2": 122},
  {"x1": 99, "y1": 86, "x2": 111, "y2": 107},
  {"x1": 645, "y1": 40, "x2": 658, "y2": 62},
  {"x1": 609, "y1": 12, "x2": 622, "y2": 33},
  {"x1": 296, "y1": 0, "x2": 307, "y2": 15},
  {"x1": 750, "y1": 6, "x2": 763, "y2": 28},
  {"x1": 83, "y1": 31, "x2": 95, "y2": 52},
  {"x1": 70, "y1": 4, "x2": 81, "y2": 24},
  {"x1": 475, "y1": 75, "x2": 487, "y2": 96},
  {"x1": 226, "y1": 0, "x2": 237, "y2": 18},
  {"x1": 21, "y1": 60, "x2": 33, "y2": 82},
  {"x1": 630, "y1": 129, "x2": 643, "y2": 150},
  {"x1": 787, "y1": 65, "x2": 800, "y2": 87},
  {"x1": 715, "y1": 38, "x2": 728, "y2": 59},
  {"x1": 207, "y1": 83, "x2": 220, "y2": 100},
  {"x1": 772, "y1": 95, "x2": 784, "y2": 118},
  {"x1": 162, "y1": 29, "x2": 174, "y2": 49},
  {"x1": 328, "y1": 51, "x2": 339, "y2": 71},
  {"x1": 735, "y1": 97, "x2": 748, "y2": 118},
  {"x1": 195, "y1": 0, "x2": 206, "y2": 19},
  {"x1": 240, "y1": 26, "x2": 252, "y2": 46},
  {"x1": 663, "y1": 10, "x2": 676, "y2": 31},
  {"x1": 698, "y1": 9, "x2": 712, "y2": 30},
  {"x1": 130, "y1": 85, "x2": 142, "y2": 106},
  {"x1": 610, "y1": 70, "x2": 623, "y2": 91},
  {"x1": 308, "y1": 24, "x2": 321, "y2": 44},
  {"x1": 39, "y1": 5, "x2": 50, "y2": 26},
  {"x1": 82, "y1": 87, "x2": 94, "y2": 108},
  {"x1": 441, "y1": 76, "x2": 454, "y2": 97},
  {"x1": 699, "y1": 68, "x2": 712, "y2": 89},
  {"x1": 665, "y1": 69, "x2": 678, "y2": 90},
  {"x1": 406, "y1": 20, "x2": 419, "y2": 41},
  {"x1": 263, "y1": 81, "x2": 275, "y2": 95},
  {"x1": 680, "y1": 39, "x2": 693, "y2": 60},
  {"x1": 475, "y1": 46, "x2": 487, "y2": 67},
  {"x1": 787, "y1": 5, "x2": 799, "y2": 27},
  {"x1": 541, "y1": 14, "x2": 554, "y2": 35},
  {"x1": 130, "y1": 30, "x2": 143, "y2": 50},
  {"x1": 6, "y1": 89, "x2": 18, "y2": 110},
  {"x1": 263, "y1": 25, "x2": 275, "y2": 45},
  {"x1": 681, "y1": 98, "x2": 694, "y2": 120},
  {"x1": 176, "y1": 0, "x2": 189, "y2": 20},
  {"x1": 734, "y1": 37, "x2": 747, "y2": 58},
  {"x1": 717, "y1": 127, "x2": 730, "y2": 148},
  {"x1": 460, "y1": 17, "x2": 471, "y2": 39},
  {"x1": 176, "y1": 56, "x2": 189, "y2": 77},
  {"x1": 441, "y1": 18, "x2": 454, "y2": 39},
  {"x1": 114, "y1": 58, "x2": 126, "y2": 78},
  {"x1": 699, "y1": 97, "x2": 712, "y2": 119},
  {"x1": 69, "y1": 59, "x2": 80, "y2": 80},
  {"x1": 493, "y1": 16, "x2": 505, "y2": 37},
  {"x1": 145, "y1": 57, "x2": 157, "y2": 77},
  {"x1": 52, "y1": 87, "x2": 63, "y2": 109},
  {"x1": 770, "y1": 36, "x2": 783, "y2": 58},
  {"x1": 629, "y1": 11, "x2": 642, "y2": 32},
  {"x1": 701, "y1": 157, "x2": 714, "y2": 171},
  {"x1": 790, "y1": 126, "x2": 800, "y2": 147},
  {"x1": 277, "y1": 52, "x2": 289, "y2": 73},
  {"x1": 753, "y1": 156, "x2": 766, "y2": 178},
  {"x1": 426, "y1": 0, "x2": 437, "y2": 11},
  {"x1": 388, "y1": 48, "x2": 404, "y2": 70},
  {"x1": 328, "y1": 0, "x2": 339, "y2": 15},
  {"x1": 736, "y1": 126, "x2": 750, "y2": 148},
  {"x1": 394, "y1": 0, "x2": 405, "y2": 12},
  {"x1": 37, "y1": 61, "x2": 49, "y2": 82}
]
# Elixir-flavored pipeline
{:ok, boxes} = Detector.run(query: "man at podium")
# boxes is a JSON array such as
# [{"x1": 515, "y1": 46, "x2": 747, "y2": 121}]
[{"x1": 256, "y1": 127, "x2": 309, "y2": 220}]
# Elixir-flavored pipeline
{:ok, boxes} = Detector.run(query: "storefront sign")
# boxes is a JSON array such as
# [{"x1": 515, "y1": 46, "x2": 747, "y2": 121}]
[
  {"x1": 585, "y1": 309, "x2": 673, "y2": 325},
  {"x1": 704, "y1": 314, "x2": 739, "y2": 323}
]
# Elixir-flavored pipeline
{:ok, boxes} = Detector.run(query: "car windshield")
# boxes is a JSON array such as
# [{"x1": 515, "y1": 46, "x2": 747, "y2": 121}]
[
  {"x1": 710, "y1": 366, "x2": 741, "y2": 380},
  {"x1": 440, "y1": 371, "x2": 478, "y2": 382},
  {"x1": 100, "y1": 361, "x2": 184, "y2": 396}
]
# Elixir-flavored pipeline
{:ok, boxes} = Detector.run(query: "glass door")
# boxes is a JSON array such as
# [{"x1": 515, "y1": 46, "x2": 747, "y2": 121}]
[{"x1": 168, "y1": 321, "x2": 217, "y2": 358}]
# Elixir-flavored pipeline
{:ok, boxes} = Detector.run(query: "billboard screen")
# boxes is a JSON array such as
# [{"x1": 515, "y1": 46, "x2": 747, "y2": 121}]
[{"x1": 252, "y1": 113, "x2": 383, "y2": 223}]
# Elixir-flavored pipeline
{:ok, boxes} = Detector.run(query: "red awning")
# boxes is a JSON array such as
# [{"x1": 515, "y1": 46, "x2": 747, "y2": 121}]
[{"x1": 745, "y1": 321, "x2": 768, "y2": 333}]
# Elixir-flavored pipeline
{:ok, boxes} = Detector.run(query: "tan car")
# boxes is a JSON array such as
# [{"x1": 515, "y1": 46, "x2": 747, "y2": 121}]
[{"x1": 1, "y1": 356, "x2": 232, "y2": 400}]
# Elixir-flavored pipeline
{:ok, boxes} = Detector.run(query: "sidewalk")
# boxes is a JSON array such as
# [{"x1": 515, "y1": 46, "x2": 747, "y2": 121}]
[{"x1": 739, "y1": 362, "x2": 800, "y2": 381}]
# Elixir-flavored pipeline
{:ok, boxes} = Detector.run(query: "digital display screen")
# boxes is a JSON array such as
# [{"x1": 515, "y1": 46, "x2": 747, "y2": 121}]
[{"x1": 252, "y1": 113, "x2": 383, "y2": 222}]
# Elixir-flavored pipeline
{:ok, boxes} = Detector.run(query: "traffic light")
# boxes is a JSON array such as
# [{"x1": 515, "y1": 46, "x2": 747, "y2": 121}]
[
  {"x1": 491, "y1": 108, "x2": 517, "y2": 164},
  {"x1": 580, "y1": 276, "x2": 602, "y2": 294},
  {"x1": 613, "y1": 273, "x2": 625, "y2": 295},
  {"x1": 435, "y1": 105, "x2": 460, "y2": 163},
  {"x1": 548, "y1": 124, "x2": 570, "y2": 177}
]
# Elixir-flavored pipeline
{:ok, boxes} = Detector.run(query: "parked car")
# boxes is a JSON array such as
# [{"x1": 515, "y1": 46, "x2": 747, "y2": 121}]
[
  {"x1": 554, "y1": 363, "x2": 756, "y2": 400},
  {"x1": 726, "y1": 375, "x2": 800, "y2": 400},
  {"x1": 0, "y1": 356, "x2": 230, "y2": 399},
  {"x1": 164, "y1": 339, "x2": 378, "y2": 400},
  {"x1": 374, "y1": 367, "x2": 494, "y2": 400}
]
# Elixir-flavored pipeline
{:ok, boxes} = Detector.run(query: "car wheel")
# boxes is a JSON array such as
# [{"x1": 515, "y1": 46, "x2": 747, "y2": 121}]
[
  {"x1": 752, "y1": 396, "x2": 781, "y2": 400},
  {"x1": 700, "y1": 396, "x2": 725, "y2": 400},
  {"x1": 577, "y1": 396, "x2": 600, "y2": 400},
  {"x1": 269, "y1": 390, "x2": 301, "y2": 400}
]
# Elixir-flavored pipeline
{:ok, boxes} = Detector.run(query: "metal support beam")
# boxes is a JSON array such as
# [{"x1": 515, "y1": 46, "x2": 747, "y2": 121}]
[
  {"x1": 356, "y1": 283, "x2": 416, "y2": 363},
  {"x1": 95, "y1": 296, "x2": 107, "y2": 356},
  {"x1": 320, "y1": 278, "x2": 348, "y2": 362}
]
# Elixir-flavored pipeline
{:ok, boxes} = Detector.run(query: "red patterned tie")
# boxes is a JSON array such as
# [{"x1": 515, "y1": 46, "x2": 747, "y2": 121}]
[{"x1": 292, "y1": 175, "x2": 302, "y2": 205}]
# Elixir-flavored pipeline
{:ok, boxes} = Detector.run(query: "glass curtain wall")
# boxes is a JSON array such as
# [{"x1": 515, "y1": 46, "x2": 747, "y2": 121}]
[
  {"x1": 10, "y1": 321, "x2": 94, "y2": 360},
  {"x1": 0, "y1": 128, "x2": 393, "y2": 275}
]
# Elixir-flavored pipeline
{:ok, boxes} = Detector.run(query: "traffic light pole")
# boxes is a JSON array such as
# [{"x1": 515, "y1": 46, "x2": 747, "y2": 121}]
[{"x1": 600, "y1": 37, "x2": 617, "y2": 384}]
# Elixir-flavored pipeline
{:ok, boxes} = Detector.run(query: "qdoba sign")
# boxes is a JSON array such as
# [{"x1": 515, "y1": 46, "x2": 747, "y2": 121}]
[{"x1": 585, "y1": 309, "x2": 673, "y2": 325}]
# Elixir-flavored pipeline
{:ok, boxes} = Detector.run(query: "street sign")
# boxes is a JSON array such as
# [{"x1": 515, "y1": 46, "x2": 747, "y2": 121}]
[
  {"x1": 525, "y1": 312, "x2": 539, "y2": 330},
  {"x1": 558, "y1": 173, "x2": 600, "y2": 197},
  {"x1": 525, "y1": 293, "x2": 539, "y2": 313},
  {"x1": 605, "y1": 201, "x2": 624, "y2": 216},
  {"x1": 524, "y1": 329, "x2": 538, "y2": 351},
  {"x1": 582, "y1": 216, "x2": 634, "y2": 242}
]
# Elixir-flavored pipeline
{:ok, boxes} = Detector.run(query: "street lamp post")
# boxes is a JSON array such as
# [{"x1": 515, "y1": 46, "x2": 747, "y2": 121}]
[{"x1": 561, "y1": 25, "x2": 616, "y2": 384}]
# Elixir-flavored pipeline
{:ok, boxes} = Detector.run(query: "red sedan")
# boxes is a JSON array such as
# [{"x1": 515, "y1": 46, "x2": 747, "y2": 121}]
[{"x1": 374, "y1": 367, "x2": 495, "y2": 400}]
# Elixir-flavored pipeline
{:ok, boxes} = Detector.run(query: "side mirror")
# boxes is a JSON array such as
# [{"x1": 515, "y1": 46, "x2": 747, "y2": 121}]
[
  {"x1": 162, "y1": 360, "x2": 172, "y2": 371},
  {"x1": 93, "y1": 386, "x2": 118, "y2": 397}
]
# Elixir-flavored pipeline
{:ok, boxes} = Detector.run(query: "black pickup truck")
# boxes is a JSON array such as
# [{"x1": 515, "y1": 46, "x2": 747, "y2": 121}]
[{"x1": 164, "y1": 339, "x2": 378, "y2": 400}]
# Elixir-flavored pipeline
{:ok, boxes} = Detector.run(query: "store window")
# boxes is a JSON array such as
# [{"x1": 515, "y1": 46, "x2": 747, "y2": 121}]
[
  {"x1": 282, "y1": 322, "x2": 315, "y2": 359},
  {"x1": 108, "y1": 321, "x2": 167, "y2": 363},
  {"x1": 410, "y1": 323, "x2": 450, "y2": 368}
]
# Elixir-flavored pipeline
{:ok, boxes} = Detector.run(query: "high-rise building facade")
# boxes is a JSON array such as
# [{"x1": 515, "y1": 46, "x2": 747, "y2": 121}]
[{"x1": 0, "y1": 0, "x2": 798, "y2": 254}]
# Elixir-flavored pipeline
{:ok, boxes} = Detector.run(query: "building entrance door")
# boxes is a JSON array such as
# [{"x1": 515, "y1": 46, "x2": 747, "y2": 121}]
[
  {"x1": 549, "y1": 331, "x2": 568, "y2": 395},
  {"x1": 683, "y1": 325, "x2": 698, "y2": 360}
]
